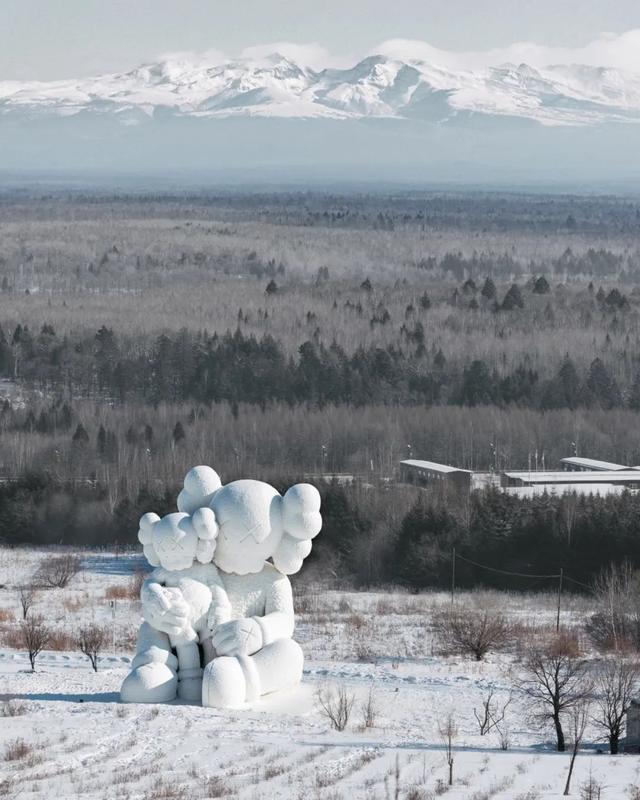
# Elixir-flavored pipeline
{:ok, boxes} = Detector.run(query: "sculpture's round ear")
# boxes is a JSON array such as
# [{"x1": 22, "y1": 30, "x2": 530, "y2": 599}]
[
  {"x1": 177, "y1": 466, "x2": 222, "y2": 514},
  {"x1": 192, "y1": 507, "x2": 219, "y2": 564},
  {"x1": 138, "y1": 512, "x2": 160, "y2": 545},
  {"x1": 282, "y1": 484, "x2": 322, "y2": 540},
  {"x1": 272, "y1": 533, "x2": 313, "y2": 575},
  {"x1": 138, "y1": 513, "x2": 161, "y2": 567}
]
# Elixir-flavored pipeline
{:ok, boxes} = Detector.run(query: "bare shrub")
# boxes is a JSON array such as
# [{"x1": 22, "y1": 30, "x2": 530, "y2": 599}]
[
  {"x1": 77, "y1": 624, "x2": 107, "y2": 671},
  {"x1": 518, "y1": 630, "x2": 592, "y2": 752},
  {"x1": 20, "y1": 615, "x2": 50, "y2": 670},
  {"x1": 0, "y1": 609, "x2": 12, "y2": 622},
  {"x1": 18, "y1": 585, "x2": 36, "y2": 619},
  {"x1": 143, "y1": 778, "x2": 187, "y2": 800},
  {"x1": 0, "y1": 700, "x2": 27, "y2": 717},
  {"x1": 592, "y1": 658, "x2": 639, "y2": 754},
  {"x1": 437, "y1": 711, "x2": 457, "y2": 786},
  {"x1": 587, "y1": 562, "x2": 640, "y2": 652},
  {"x1": 4, "y1": 738, "x2": 32, "y2": 761},
  {"x1": 563, "y1": 702, "x2": 590, "y2": 796},
  {"x1": 35, "y1": 554, "x2": 81, "y2": 589},
  {"x1": 473, "y1": 687, "x2": 512, "y2": 736},
  {"x1": 361, "y1": 684, "x2": 378, "y2": 728},
  {"x1": 48, "y1": 629, "x2": 76, "y2": 651},
  {"x1": 204, "y1": 775, "x2": 233, "y2": 797},
  {"x1": 104, "y1": 585, "x2": 130, "y2": 600},
  {"x1": 579, "y1": 768, "x2": 603, "y2": 800},
  {"x1": 433, "y1": 604, "x2": 512, "y2": 660},
  {"x1": 316, "y1": 683, "x2": 355, "y2": 731}
]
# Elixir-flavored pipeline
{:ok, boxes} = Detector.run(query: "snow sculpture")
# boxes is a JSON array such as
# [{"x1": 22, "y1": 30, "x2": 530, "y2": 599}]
[
  {"x1": 121, "y1": 466, "x2": 322, "y2": 708},
  {"x1": 121, "y1": 505, "x2": 232, "y2": 703}
]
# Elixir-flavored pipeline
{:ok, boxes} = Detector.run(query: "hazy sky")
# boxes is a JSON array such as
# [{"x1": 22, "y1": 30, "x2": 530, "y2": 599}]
[{"x1": 3, "y1": 0, "x2": 640, "y2": 79}]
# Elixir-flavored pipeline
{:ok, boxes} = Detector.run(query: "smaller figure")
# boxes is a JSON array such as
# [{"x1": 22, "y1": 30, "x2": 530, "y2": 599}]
[{"x1": 121, "y1": 506, "x2": 231, "y2": 703}]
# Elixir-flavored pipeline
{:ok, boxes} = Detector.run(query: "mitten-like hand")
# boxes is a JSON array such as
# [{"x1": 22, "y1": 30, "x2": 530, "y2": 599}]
[{"x1": 211, "y1": 618, "x2": 263, "y2": 656}]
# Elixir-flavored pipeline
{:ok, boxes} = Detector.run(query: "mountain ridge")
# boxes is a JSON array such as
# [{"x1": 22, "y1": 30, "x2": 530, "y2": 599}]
[{"x1": 3, "y1": 51, "x2": 640, "y2": 127}]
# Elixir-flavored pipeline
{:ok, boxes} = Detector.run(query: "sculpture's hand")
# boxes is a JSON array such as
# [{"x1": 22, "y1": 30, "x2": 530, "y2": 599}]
[
  {"x1": 211, "y1": 618, "x2": 263, "y2": 656},
  {"x1": 142, "y1": 585, "x2": 190, "y2": 636}
]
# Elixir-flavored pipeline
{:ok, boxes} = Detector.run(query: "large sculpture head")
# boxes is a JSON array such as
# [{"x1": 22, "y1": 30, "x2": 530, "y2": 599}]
[
  {"x1": 177, "y1": 467, "x2": 322, "y2": 576},
  {"x1": 138, "y1": 507, "x2": 219, "y2": 571}
]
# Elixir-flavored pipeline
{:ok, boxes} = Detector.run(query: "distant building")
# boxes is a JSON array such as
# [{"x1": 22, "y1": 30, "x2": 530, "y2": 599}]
[
  {"x1": 502, "y1": 470, "x2": 640, "y2": 490},
  {"x1": 560, "y1": 456, "x2": 629, "y2": 472},
  {"x1": 399, "y1": 459, "x2": 472, "y2": 492},
  {"x1": 625, "y1": 700, "x2": 640, "y2": 752}
]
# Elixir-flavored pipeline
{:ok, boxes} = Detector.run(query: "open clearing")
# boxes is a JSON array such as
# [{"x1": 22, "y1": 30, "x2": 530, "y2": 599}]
[{"x1": 0, "y1": 547, "x2": 637, "y2": 799}]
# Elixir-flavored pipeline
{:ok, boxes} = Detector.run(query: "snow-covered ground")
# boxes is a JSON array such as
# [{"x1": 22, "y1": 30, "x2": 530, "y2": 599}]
[{"x1": 0, "y1": 546, "x2": 638, "y2": 799}]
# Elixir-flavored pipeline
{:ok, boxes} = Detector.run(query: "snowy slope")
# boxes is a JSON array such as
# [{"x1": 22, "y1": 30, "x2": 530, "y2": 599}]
[
  {"x1": 0, "y1": 546, "x2": 637, "y2": 799},
  {"x1": 3, "y1": 51, "x2": 640, "y2": 127}
]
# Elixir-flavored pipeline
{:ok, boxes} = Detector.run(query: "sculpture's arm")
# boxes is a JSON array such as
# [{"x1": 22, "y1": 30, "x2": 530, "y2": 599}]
[
  {"x1": 252, "y1": 573, "x2": 295, "y2": 645},
  {"x1": 141, "y1": 569, "x2": 190, "y2": 636},
  {"x1": 207, "y1": 581, "x2": 233, "y2": 630},
  {"x1": 211, "y1": 572, "x2": 295, "y2": 657}
]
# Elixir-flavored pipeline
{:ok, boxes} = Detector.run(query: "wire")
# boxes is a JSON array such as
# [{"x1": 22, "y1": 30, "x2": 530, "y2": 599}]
[{"x1": 454, "y1": 552, "x2": 593, "y2": 593}]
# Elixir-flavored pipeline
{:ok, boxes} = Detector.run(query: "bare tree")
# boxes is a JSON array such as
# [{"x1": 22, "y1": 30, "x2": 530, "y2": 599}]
[
  {"x1": 473, "y1": 687, "x2": 512, "y2": 736},
  {"x1": 592, "y1": 658, "x2": 639, "y2": 754},
  {"x1": 518, "y1": 631, "x2": 592, "y2": 752},
  {"x1": 563, "y1": 702, "x2": 590, "y2": 796},
  {"x1": 437, "y1": 711, "x2": 457, "y2": 786},
  {"x1": 360, "y1": 683, "x2": 378, "y2": 728},
  {"x1": 434, "y1": 605, "x2": 512, "y2": 661},
  {"x1": 587, "y1": 562, "x2": 640, "y2": 652},
  {"x1": 35, "y1": 554, "x2": 81, "y2": 589},
  {"x1": 316, "y1": 683, "x2": 355, "y2": 731},
  {"x1": 77, "y1": 624, "x2": 107, "y2": 672},
  {"x1": 18, "y1": 585, "x2": 36, "y2": 619},
  {"x1": 20, "y1": 615, "x2": 50, "y2": 671}
]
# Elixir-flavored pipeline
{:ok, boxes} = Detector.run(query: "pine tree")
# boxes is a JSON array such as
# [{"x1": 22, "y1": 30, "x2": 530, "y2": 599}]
[
  {"x1": 481, "y1": 277, "x2": 497, "y2": 301},
  {"x1": 172, "y1": 421, "x2": 186, "y2": 444},
  {"x1": 533, "y1": 276, "x2": 550, "y2": 294},
  {"x1": 72, "y1": 423, "x2": 89, "y2": 445}
]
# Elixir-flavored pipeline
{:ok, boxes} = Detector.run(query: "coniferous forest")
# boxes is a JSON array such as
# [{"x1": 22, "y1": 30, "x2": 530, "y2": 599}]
[{"x1": 2, "y1": 187, "x2": 640, "y2": 587}]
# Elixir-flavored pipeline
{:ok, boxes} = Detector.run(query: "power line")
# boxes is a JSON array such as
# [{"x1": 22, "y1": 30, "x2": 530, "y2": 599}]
[{"x1": 454, "y1": 553, "x2": 561, "y2": 580}]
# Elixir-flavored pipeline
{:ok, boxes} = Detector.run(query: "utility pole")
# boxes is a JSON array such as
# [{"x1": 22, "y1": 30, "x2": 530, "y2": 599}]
[
  {"x1": 451, "y1": 547, "x2": 456, "y2": 606},
  {"x1": 556, "y1": 568, "x2": 563, "y2": 632}
]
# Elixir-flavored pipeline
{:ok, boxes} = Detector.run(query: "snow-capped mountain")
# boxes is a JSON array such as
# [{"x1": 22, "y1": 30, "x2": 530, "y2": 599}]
[{"x1": 3, "y1": 51, "x2": 640, "y2": 127}]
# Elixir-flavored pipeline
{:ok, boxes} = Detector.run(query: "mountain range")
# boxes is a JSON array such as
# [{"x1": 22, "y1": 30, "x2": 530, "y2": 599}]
[{"x1": 2, "y1": 51, "x2": 640, "y2": 182}]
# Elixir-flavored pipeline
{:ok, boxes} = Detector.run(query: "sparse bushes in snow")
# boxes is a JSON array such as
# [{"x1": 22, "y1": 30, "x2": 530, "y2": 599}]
[
  {"x1": 433, "y1": 604, "x2": 512, "y2": 660},
  {"x1": 77, "y1": 624, "x2": 107, "y2": 672},
  {"x1": 20, "y1": 614, "x2": 50, "y2": 670},
  {"x1": 316, "y1": 683, "x2": 355, "y2": 731},
  {"x1": 35, "y1": 554, "x2": 81, "y2": 589}
]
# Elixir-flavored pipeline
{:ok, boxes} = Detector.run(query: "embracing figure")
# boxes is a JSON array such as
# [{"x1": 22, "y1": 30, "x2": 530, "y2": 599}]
[{"x1": 120, "y1": 466, "x2": 322, "y2": 708}]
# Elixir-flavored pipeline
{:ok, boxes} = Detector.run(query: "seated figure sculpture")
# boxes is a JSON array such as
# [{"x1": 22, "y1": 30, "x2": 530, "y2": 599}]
[
  {"x1": 121, "y1": 504, "x2": 232, "y2": 703},
  {"x1": 120, "y1": 466, "x2": 322, "y2": 708}
]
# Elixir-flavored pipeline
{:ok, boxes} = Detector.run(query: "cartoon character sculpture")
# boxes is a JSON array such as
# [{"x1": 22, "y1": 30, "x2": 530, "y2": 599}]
[{"x1": 120, "y1": 466, "x2": 322, "y2": 707}]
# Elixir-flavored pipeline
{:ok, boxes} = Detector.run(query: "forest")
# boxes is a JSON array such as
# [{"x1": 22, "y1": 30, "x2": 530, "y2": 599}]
[{"x1": 2, "y1": 187, "x2": 640, "y2": 587}]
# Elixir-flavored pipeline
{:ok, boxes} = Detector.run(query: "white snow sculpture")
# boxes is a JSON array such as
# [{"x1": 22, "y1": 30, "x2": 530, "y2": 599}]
[
  {"x1": 121, "y1": 466, "x2": 322, "y2": 707},
  {"x1": 120, "y1": 500, "x2": 232, "y2": 703}
]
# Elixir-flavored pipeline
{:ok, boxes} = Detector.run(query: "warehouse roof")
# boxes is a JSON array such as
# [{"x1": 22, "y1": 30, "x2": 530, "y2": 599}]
[
  {"x1": 560, "y1": 456, "x2": 628, "y2": 471},
  {"x1": 400, "y1": 459, "x2": 472, "y2": 474},
  {"x1": 504, "y1": 470, "x2": 640, "y2": 484}
]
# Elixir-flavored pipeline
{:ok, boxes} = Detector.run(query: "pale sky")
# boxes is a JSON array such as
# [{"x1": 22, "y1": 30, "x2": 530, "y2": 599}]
[{"x1": 2, "y1": 0, "x2": 640, "y2": 79}]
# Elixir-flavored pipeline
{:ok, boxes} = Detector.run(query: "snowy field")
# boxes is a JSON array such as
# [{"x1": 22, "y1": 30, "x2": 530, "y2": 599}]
[{"x1": 0, "y1": 547, "x2": 638, "y2": 800}]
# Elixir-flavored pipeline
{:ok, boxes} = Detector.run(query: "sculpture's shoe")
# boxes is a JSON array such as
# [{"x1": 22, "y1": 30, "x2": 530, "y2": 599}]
[
  {"x1": 121, "y1": 663, "x2": 178, "y2": 704},
  {"x1": 202, "y1": 656, "x2": 248, "y2": 708},
  {"x1": 177, "y1": 676, "x2": 203, "y2": 703}
]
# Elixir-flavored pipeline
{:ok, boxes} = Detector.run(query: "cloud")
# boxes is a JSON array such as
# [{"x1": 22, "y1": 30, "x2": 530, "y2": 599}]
[
  {"x1": 375, "y1": 30, "x2": 640, "y2": 72},
  {"x1": 240, "y1": 42, "x2": 349, "y2": 70}
]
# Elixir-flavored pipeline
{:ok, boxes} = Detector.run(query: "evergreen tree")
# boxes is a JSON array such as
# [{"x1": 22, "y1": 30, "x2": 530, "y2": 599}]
[
  {"x1": 481, "y1": 277, "x2": 497, "y2": 301},
  {"x1": 172, "y1": 421, "x2": 186, "y2": 444},
  {"x1": 533, "y1": 276, "x2": 550, "y2": 294},
  {"x1": 72, "y1": 423, "x2": 89, "y2": 445},
  {"x1": 501, "y1": 284, "x2": 524, "y2": 310}
]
